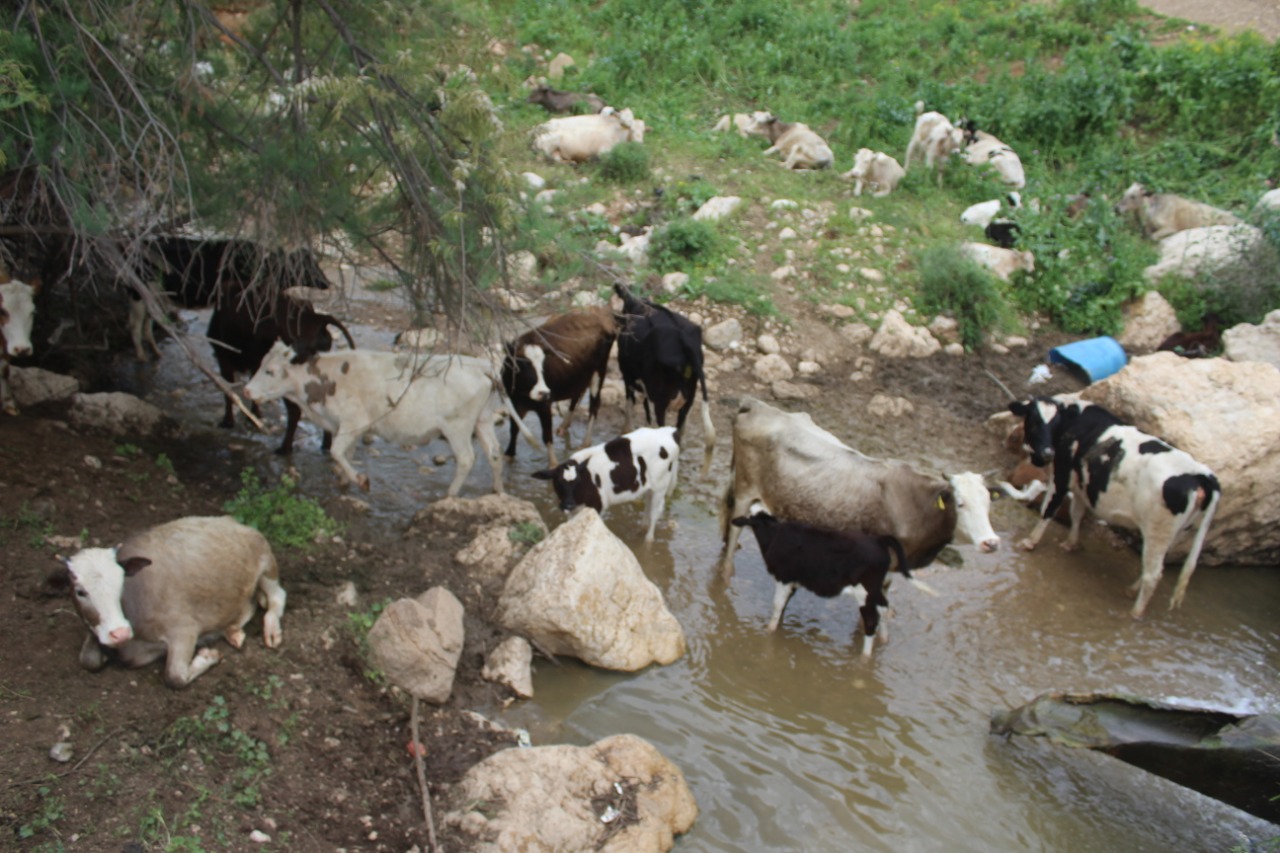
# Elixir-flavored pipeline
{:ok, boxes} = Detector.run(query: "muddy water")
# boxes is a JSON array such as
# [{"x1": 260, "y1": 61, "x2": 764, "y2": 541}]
[{"x1": 139, "y1": 316, "x2": 1280, "y2": 851}]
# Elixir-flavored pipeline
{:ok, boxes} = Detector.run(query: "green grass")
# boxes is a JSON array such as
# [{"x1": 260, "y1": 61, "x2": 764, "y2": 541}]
[{"x1": 222, "y1": 468, "x2": 341, "y2": 550}]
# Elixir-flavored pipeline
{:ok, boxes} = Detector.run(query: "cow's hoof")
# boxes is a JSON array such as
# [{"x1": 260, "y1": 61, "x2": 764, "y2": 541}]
[
  {"x1": 357, "y1": 474, "x2": 371, "y2": 492},
  {"x1": 196, "y1": 647, "x2": 222, "y2": 665},
  {"x1": 225, "y1": 627, "x2": 246, "y2": 649},
  {"x1": 263, "y1": 617, "x2": 283, "y2": 649},
  {"x1": 1018, "y1": 538, "x2": 1037, "y2": 551},
  {"x1": 272, "y1": 445, "x2": 292, "y2": 457},
  {"x1": 1058, "y1": 541, "x2": 1081, "y2": 552}
]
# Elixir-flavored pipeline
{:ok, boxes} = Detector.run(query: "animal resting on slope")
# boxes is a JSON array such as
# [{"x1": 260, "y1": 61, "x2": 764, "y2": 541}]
[
  {"x1": 0, "y1": 279, "x2": 37, "y2": 416},
  {"x1": 1009, "y1": 396, "x2": 1221, "y2": 620},
  {"x1": 732, "y1": 503, "x2": 911, "y2": 658}
]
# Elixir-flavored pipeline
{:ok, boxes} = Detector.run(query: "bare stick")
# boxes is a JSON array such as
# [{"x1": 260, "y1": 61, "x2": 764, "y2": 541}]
[
  {"x1": 983, "y1": 368, "x2": 1018, "y2": 402},
  {"x1": 410, "y1": 697, "x2": 440, "y2": 853}
]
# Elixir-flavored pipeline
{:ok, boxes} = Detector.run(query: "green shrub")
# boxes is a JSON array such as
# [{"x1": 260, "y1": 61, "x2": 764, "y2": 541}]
[
  {"x1": 649, "y1": 217, "x2": 722, "y2": 274},
  {"x1": 222, "y1": 469, "x2": 341, "y2": 550},
  {"x1": 598, "y1": 141, "x2": 650, "y2": 183},
  {"x1": 917, "y1": 245, "x2": 1015, "y2": 350}
]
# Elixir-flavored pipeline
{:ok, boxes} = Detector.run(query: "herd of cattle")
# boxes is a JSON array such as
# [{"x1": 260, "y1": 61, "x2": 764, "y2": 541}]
[{"x1": 0, "y1": 91, "x2": 1235, "y2": 685}]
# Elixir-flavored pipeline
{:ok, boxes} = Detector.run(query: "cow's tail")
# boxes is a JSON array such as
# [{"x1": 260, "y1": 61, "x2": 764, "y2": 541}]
[
  {"x1": 1182, "y1": 474, "x2": 1222, "y2": 570},
  {"x1": 881, "y1": 535, "x2": 911, "y2": 579},
  {"x1": 698, "y1": 371, "x2": 716, "y2": 479},
  {"x1": 483, "y1": 367, "x2": 543, "y2": 450}
]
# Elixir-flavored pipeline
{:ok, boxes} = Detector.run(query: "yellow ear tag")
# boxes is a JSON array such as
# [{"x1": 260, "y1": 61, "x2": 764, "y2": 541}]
[
  {"x1": 683, "y1": 365, "x2": 692, "y2": 379},
  {"x1": 936, "y1": 495, "x2": 945, "y2": 511}
]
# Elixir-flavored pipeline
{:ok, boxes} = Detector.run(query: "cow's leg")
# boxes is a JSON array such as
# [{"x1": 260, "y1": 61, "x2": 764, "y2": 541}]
[
  {"x1": 1169, "y1": 500, "x2": 1218, "y2": 610},
  {"x1": 642, "y1": 487, "x2": 668, "y2": 544},
  {"x1": 536, "y1": 403, "x2": 558, "y2": 467},
  {"x1": 275, "y1": 400, "x2": 304, "y2": 455},
  {"x1": 162, "y1": 629, "x2": 221, "y2": 689},
  {"x1": 504, "y1": 405, "x2": 525, "y2": 459},
  {"x1": 474, "y1": 409, "x2": 505, "y2": 495},
  {"x1": 257, "y1": 564, "x2": 286, "y2": 649},
  {"x1": 556, "y1": 393, "x2": 581, "y2": 440},
  {"x1": 1060, "y1": 490, "x2": 1089, "y2": 551},
  {"x1": 1020, "y1": 465, "x2": 1071, "y2": 551},
  {"x1": 623, "y1": 385, "x2": 636, "y2": 431},
  {"x1": 766, "y1": 582, "x2": 797, "y2": 632},
  {"x1": 858, "y1": 598, "x2": 882, "y2": 659},
  {"x1": 328, "y1": 430, "x2": 368, "y2": 491},
  {"x1": 583, "y1": 369, "x2": 607, "y2": 447},
  {"x1": 443, "y1": 423, "x2": 478, "y2": 497},
  {"x1": 1130, "y1": 537, "x2": 1171, "y2": 621}
]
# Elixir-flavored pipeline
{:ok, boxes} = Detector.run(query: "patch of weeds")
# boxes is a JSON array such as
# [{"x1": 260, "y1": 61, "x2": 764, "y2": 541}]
[
  {"x1": 223, "y1": 468, "x2": 342, "y2": 550},
  {"x1": 916, "y1": 244, "x2": 1017, "y2": 350},
  {"x1": 154, "y1": 453, "x2": 176, "y2": 477},
  {"x1": 346, "y1": 599, "x2": 392, "y2": 685},
  {"x1": 659, "y1": 177, "x2": 720, "y2": 218},
  {"x1": 509, "y1": 522, "x2": 545, "y2": 546},
  {"x1": 245, "y1": 673, "x2": 287, "y2": 708},
  {"x1": 680, "y1": 272, "x2": 778, "y2": 318},
  {"x1": 0, "y1": 501, "x2": 56, "y2": 549},
  {"x1": 114, "y1": 443, "x2": 142, "y2": 458},
  {"x1": 136, "y1": 800, "x2": 214, "y2": 853},
  {"x1": 18, "y1": 785, "x2": 65, "y2": 841},
  {"x1": 161, "y1": 696, "x2": 273, "y2": 808},
  {"x1": 598, "y1": 141, "x2": 650, "y2": 184},
  {"x1": 649, "y1": 217, "x2": 724, "y2": 275}
]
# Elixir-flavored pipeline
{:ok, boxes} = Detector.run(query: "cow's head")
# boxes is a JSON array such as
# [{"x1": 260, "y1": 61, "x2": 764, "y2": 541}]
[
  {"x1": 0, "y1": 281, "x2": 36, "y2": 358},
  {"x1": 1114, "y1": 182, "x2": 1150, "y2": 216},
  {"x1": 532, "y1": 458, "x2": 603, "y2": 513},
  {"x1": 503, "y1": 341, "x2": 550, "y2": 402},
  {"x1": 61, "y1": 547, "x2": 151, "y2": 648},
  {"x1": 948, "y1": 472, "x2": 1001, "y2": 553},
  {"x1": 730, "y1": 500, "x2": 776, "y2": 531},
  {"x1": 244, "y1": 340, "x2": 302, "y2": 404},
  {"x1": 1009, "y1": 398, "x2": 1062, "y2": 467}
]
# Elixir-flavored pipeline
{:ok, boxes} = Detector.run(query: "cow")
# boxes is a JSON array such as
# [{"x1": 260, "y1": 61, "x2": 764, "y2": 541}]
[
  {"x1": 54, "y1": 516, "x2": 286, "y2": 688},
  {"x1": 905, "y1": 107, "x2": 963, "y2": 170},
  {"x1": 711, "y1": 111, "x2": 775, "y2": 139},
  {"x1": 959, "y1": 128, "x2": 1026, "y2": 189},
  {"x1": 1157, "y1": 313, "x2": 1225, "y2": 358},
  {"x1": 984, "y1": 220, "x2": 1022, "y2": 249},
  {"x1": 841, "y1": 148, "x2": 905, "y2": 197},
  {"x1": 532, "y1": 107, "x2": 646, "y2": 163},
  {"x1": 759, "y1": 119, "x2": 834, "y2": 170},
  {"x1": 527, "y1": 85, "x2": 607, "y2": 115},
  {"x1": 613, "y1": 283, "x2": 716, "y2": 477},
  {"x1": 1115, "y1": 183, "x2": 1241, "y2": 241},
  {"x1": 533, "y1": 426, "x2": 680, "y2": 543},
  {"x1": 718, "y1": 397, "x2": 1001, "y2": 577},
  {"x1": 207, "y1": 287, "x2": 356, "y2": 454},
  {"x1": 731, "y1": 503, "x2": 910, "y2": 658},
  {"x1": 244, "y1": 341, "x2": 531, "y2": 494},
  {"x1": 501, "y1": 306, "x2": 618, "y2": 467},
  {"x1": 0, "y1": 279, "x2": 36, "y2": 416},
  {"x1": 1009, "y1": 396, "x2": 1222, "y2": 620},
  {"x1": 960, "y1": 241, "x2": 1035, "y2": 281}
]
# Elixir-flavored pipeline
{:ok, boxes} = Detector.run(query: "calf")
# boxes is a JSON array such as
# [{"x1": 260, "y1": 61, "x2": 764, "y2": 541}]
[
  {"x1": 711, "y1": 111, "x2": 775, "y2": 139},
  {"x1": 1010, "y1": 396, "x2": 1222, "y2": 619},
  {"x1": 731, "y1": 504, "x2": 910, "y2": 658},
  {"x1": 842, "y1": 148, "x2": 905, "y2": 197},
  {"x1": 905, "y1": 107, "x2": 963, "y2": 170},
  {"x1": 1115, "y1": 183, "x2": 1241, "y2": 241},
  {"x1": 613, "y1": 283, "x2": 716, "y2": 477},
  {"x1": 759, "y1": 119, "x2": 834, "y2": 170},
  {"x1": 533, "y1": 426, "x2": 680, "y2": 543},
  {"x1": 984, "y1": 220, "x2": 1022, "y2": 249},
  {"x1": 502, "y1": 306, "x2": 617, "y2": 467},
  {"x1": 960, "y1": 129, "x2": 1026, "y2": 189},
  {"x1": 245, "y1": 341, "x2": 526, "y2": 494},
  {"x1": 0, "y1": 280, "x2": 36, "y2": 416},
  {"x1": 533, "y1": 107, "x2": 646, "y2": 163},
  {"x1": 527, "y1": 85, "x2": 606, "y2": 115},
  {"x1": 960, "y1": 241, "x2": 1035, "y2": 281},
  {"x1": 960, "y1": 192, "x2": 1022, "y2": 228},
  {"x1": 1157, "y1": 313, "x2": 1225, "y2": 358},
  {"x1": 57, "y1": 516, "x2": 286, "y2": 688}
]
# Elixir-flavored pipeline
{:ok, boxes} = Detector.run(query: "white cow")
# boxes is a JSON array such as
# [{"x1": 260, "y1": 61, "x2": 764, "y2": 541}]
[
  {"x1": 533, "y1": 426, "x2": 681, "y2": 543},
  {"x1": 960, "y1": 241, "x2": 1035, "y2": 281},
  {"x1": 961, "y1": 192, "x2": 1022, "y2": 228},
  {"x1": 244, "y1": 342, "x2": 533, "y2": 494},
  {"x1": 533, "y1": 107, "x2": 646, "y2": 163},
  {"x1": 760, "y1": 119, "x2": 834, "y2": 170},
  {"x1": 712, "y1": 111, "x2": 775, "y2": 138},
  {"x1": 1115, "y1": 182, "x2": 1241, "y2": 241},
  {"x1": 964, "y1": 131, "x2": 1026, "y2": 189},
  {"x1": 842, "y1": 148, "x2": 905, "y2": 197},
  {"x1": 0, "y1": 280, "x2": 36, "y2": 415},
  {"x1": 718, "y1": 397, "x2": 1000, "y2": 577},
  {"x1": 905, "y1": 109, "x2": 963, "y2": 170},
  {"x1": 60, "y1": 516, "x2": 286, "y2": 688}
]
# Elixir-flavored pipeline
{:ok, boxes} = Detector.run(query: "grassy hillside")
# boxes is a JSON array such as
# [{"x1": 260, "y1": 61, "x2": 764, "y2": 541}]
[{"x1": 461, "y1": 0, "x2": 1280, "y2": 342}]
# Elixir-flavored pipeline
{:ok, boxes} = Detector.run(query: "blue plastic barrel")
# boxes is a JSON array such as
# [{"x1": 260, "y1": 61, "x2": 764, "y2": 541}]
[{"x1": 1048, "y1": 336, "x2": 1128, "y2": 383}]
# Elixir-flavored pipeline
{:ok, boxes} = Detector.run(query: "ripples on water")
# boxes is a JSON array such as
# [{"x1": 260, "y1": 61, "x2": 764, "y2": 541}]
[{"x1": 141, "y1": 318, "x2": 1280, "y2": 851}]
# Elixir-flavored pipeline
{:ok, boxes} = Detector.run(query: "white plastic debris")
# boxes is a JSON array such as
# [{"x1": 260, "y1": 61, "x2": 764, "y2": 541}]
[
  {"x1": 1028, "y1": 364, "x2": 1052, "y2": 385},
  {"x1": 600, "y1": 805, "x2": 621, "y2": 824}
]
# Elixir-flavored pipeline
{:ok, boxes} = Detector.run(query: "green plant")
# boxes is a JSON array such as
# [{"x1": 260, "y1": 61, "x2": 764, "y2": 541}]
[
  {"x1": 598, "y1": 141, "x2": 650, "y2": 183},
  {"x1": 649, "y1": 217, "x2": 723, "y2": 274},
  {"x1": 223, "y1": 468, "x2": 341, "y2": 549},
  {"x1": 916, "y1": 245, "x2": 1016, "y2": 350},
  {"x1": 161, "y1": 696, "x2": 273, "y2": 809},
  {"x1": 346, "y1": 598, "x2": 391, "y2": 638},
  {"x1": 509, "y1": 521, "x2": 545, "y2": 545},
  {"x1": 154, "y1": 453, "x2": 176, "y2": 476},
  {"x1": 18, "y1": 785, "x2": 64, "y2": 840},
  {"x1": 114, "y1": 443, "x2": 142, "y2": 458}
]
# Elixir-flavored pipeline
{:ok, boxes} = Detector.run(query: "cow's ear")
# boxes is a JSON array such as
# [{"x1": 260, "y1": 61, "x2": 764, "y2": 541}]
[
  {"x1": 731, "y1": 516, "x2": 750, "y2": 528},
  {"x1": 1009, "y1": 400, "x2": 1030, "y2": 417},
  {"x1": 531, "y1": 469, "x2": 556, "y2": 481},
  {"x1": 45, "y1": 563, "x2": 72, "y2": 593},
  {"x1": 118, "y1": 556, "x2": 152, "y2": 576}
]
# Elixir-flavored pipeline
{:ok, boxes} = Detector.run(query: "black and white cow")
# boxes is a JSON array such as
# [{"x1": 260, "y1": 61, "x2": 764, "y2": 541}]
[
  {"x1": 613, "y1": 283, "x2": 716, "y2": 477},
  {"x1": 732, "y1": 503, "x2": 910, "y2": 658},
  {"x1": 1009, "y1": 396, "x2": 1222, "y2": 619},
  {"x1": 533, "y1": 426, "x2": 680, "y2": 543}
]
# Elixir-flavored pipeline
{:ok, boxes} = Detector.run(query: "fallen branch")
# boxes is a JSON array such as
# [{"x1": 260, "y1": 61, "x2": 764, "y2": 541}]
[{"x1": 410, "y1": 696, "x2": 441, "y2": 853}]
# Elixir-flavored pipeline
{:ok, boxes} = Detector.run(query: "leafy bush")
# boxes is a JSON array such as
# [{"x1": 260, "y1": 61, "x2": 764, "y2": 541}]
[
  {"x1": 222, "y1": 469, "x2": 340, "y2": 550},
  {"x1": 648, "y1": 217, "x2": 723, "y2": 274},
  {"x1": 916, "y1": 245, "x2": 1015, "y2": 350},
  {"x1": 598, "y1": 141, "x2": 650, "y2": 183}
]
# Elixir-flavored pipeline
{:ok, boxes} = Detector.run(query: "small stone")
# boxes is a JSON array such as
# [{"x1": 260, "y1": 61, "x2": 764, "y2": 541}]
[
  {"x1": 84, "y1": 455, "x2": 102, "y2": 469},
  {"x1": 756, "y1": 334, "x2": 781, "y2": 355},
  {"x1": 249, "y1": 830, "x2": 271, "y2": 844},
  {"x1": 778, "y1": 227, "x2": 798, "y2": 241},
  {"x1": 49, "y1": 742, "x2": 73, "y2": 763}
]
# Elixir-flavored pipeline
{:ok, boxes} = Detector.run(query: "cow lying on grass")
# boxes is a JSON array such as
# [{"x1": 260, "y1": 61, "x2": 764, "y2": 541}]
[
  {"x1": 759, "y1": 118, "x2": 834, "y2": 170},
  {"x1": 732, "y1": 504, "x2": 910, "y2": 659},
  {"x1": 1115, "y1": 183, "x2": 1241, "y2": 241},
  {"x1": 55, "y1": 516, "x2": 286, "y2": 688},
  {"x1": 1010, "y1": 396, "x2": 1222, "y2": 620}
]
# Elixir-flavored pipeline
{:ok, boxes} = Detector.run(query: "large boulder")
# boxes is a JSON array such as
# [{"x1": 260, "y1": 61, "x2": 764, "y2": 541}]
[
  {"x1": 1118, "y1": 291, "x2": 1180, "y2": 354},
  {"x1": 10, "y1": 367, "x2": 79, "y2": 407},
  {"x1": 498, "y1": 510, "x2": 685, "y2": 671},
  {"x1": 366, "y1": 588, "x2": 465, "y2": 703},
  {"x1": 1223, "y1": 309, "x2": 1280, "y2": 371},
  {"x1": 1081, "y1": 352, "x2": 1280, "y2": 565},
  {"x1": 445, "y1": 734, "x2": 697, "y2": 853},
  {"x1": 68, "y1": 392, "x2": 182, "y2": 438},
  {"x1": 869, "y1": 310, "x2": 940, "y2": 358},
  {"x1": 408, "y1": 494, "x2": 547, "y2": 595}
]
